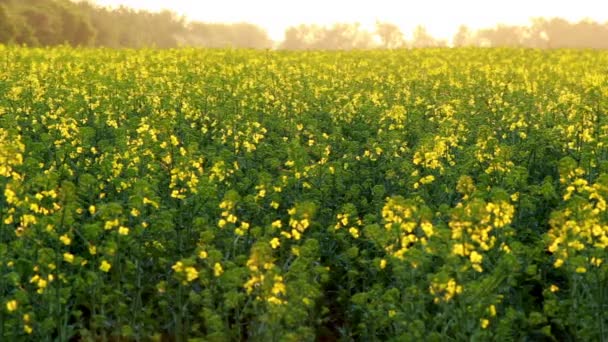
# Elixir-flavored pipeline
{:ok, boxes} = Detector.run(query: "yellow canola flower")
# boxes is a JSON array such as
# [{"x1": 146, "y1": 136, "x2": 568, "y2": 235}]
[
  {"x1": 6, "y1": 300, "x2": 18, "y2": 312},
  {"x1": 185, "y1": 267, "x2": 198, "y2": 282},
  {"x1": 270, "y1": 238, "x2": 281, "y2": 249},
  {"x1": 291, "y1": 229, "x2": 302, "y2": 240},
  {"x1": 4, "y1": 188, "x2": 17, "y2": 204},
  {"x1": 420, "y1": 175, "x2": 435, "y2": 184},
  {"x1": 172, "y1": 261, "x2": 184, "y2": 273},
  {"x1": 267, "y1": 296, "x2": 284, "y2": 305},
  {"x1": 420, "y1": 221, "x2": 434, "y2": 237},
  {"x1": 118, "y1": 226, "x2": 129, "y2": 235},
  {"x1": 214, "y1": 263, "x2": 223, "y2": 277},
  {"x1": 143, "y1": 197, "x2": 160, "y2": 209},
  {"x1": 104, "y1": 219, "x2": 119, "y2": 230},
  {"x1": 63, "y1": 252, "x2": 75, "y2": 264},
  {"x1": 271, "y1": 276, "x2": 286, "y2": 296},
  {"x1": 59, "y1": 234, "x2": 71, "y2": 246},
  {"x1": 337, "y1": 214, "x2": 349, "y2": 226},
  {"x1": 469, "y1": 251, "x2": 483, "y2": 264},
  {"x1": 99, "y1": 260, "x2": 112, "y2": 272}
]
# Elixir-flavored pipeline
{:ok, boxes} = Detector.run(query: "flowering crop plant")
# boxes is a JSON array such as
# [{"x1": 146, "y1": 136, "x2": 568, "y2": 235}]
[{"x1": 1, "y1": 46, "x2": 608, "y2": 341}]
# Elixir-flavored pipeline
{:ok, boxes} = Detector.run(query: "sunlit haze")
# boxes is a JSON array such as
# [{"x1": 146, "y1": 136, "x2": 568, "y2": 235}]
[{"x1": 91, "y1": 0, "x2": 608, "y2": 41}]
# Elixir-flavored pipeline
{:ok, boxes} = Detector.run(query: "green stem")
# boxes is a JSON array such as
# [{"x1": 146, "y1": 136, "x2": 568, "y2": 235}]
[{"x1": 597, "y1": 269, "x2": 605, "y2": 341}]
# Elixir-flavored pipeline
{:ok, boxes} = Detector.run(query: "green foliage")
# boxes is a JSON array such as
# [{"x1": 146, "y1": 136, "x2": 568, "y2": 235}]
[{"x1": 1, "y1": 47, "x2": 608, "y2": 341}]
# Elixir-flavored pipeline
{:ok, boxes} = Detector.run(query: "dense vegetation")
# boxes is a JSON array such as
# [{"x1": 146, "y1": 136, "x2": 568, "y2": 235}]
[{"x1": 1, "y1": 47, "x2": 608, "y2": 341}]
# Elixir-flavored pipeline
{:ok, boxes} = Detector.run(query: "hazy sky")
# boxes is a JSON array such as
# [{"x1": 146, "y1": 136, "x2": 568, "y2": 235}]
[{"x1": 92, "y1": 0, "x2": 608, "y2": 41}]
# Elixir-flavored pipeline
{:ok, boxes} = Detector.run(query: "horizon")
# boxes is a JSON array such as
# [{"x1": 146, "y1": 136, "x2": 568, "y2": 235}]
[{"x1": 89, "y1": 0, "x2": 608, "y2": 42}]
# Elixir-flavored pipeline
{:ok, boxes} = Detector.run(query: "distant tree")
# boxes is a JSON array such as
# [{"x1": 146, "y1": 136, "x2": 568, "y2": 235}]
[
  {"x1": 375, "y1": 21, "x2": 405, "y2": 49},
  {"x1": 540, "y1": 18, "x2": 576, "y2": 48},
  {"x1": 524, "y1": 17, "x2": 608, "y2": 49},
  {"x1": 320, "y1": 23, "x2": 375, "y2": 49},
  {"x1": 453, "y1": 25, "x2": 473, "y2": 47},
  {"x1": 279, "y1": 23, "x2": 374, "y2": 50},
  {"x1": 280, "y1": 24, "x2": 322, "y2": 50},
  {"x1": 0, "y1": 4, "x2": 16, "y2": 43},
  {"x1": 411, "y1": 25, "x2": 445, "y2": 48},
  {"x1": 58, "y1": 5, "x2": 96, "y2": 46},
  {"x1": 476, "y1": 24, "x2": 525, "y2": 47},
  {"x1": 21, "y1": 8, "x2": 58, "y2": 45},
  {"x1": 146, "y1": 10, "x2": 186, "y2": 48},
  {"x1": 186, "y1": 22, "x2": 272, "y2": 49},
  {"x1": 573, "y1": 19, "x2": 608, "y2": 49},
  {"x1": 11, "y1": 14, "x2": 37, "y2": 45},
  {"x1": 225, "y1": 23, "x2": 272, "y2": 48},
  {"x1": 77, "y1": 3, "x2": 118, "y2": 47}
]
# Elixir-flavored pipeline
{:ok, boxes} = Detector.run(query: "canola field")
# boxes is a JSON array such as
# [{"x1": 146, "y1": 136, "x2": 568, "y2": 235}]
[{"x1": 1, "y1": 47, "x2": 608, "y2": 341}]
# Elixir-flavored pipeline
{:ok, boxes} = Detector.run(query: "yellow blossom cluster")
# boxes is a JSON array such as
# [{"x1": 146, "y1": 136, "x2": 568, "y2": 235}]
[
  {"x1": 548, "y1": 173, "x2": 608, "y2": 271},
  {"x1": 219, "y1": 120, "x2": 267, "y2": 154},
  {"x1": 429, "y1": 277, "x2": 463, "y2": 303},
  {"x1": 474, "y1": 135, "x2": 515, "y2": 175},
  {"x1": 3, "y1": 186, "x2": 61, "y2": 235},
  {"x1": 412, "y1": 136, "x2": 456, "y2": 173},
  {"x1": 380, "y1": 105, "x2": 407, "y2": 131},
  {"x1": 281, "y1": 206, "x2": 311, "y2": 241},
  {"x1": 218, "y1": 199, "x2": 237, "y2": 228},
  {"x1": 449, "y1": 199, "x2": 515, "y2": 272},
  {"x1": 244, "y1": 244, "x2": 287, "y2": 306},
  {"x1": 334, "y1": 212, "x2": 363, "y2": 238},
  {"x1": 30, "y1": 272, "x2": 53, "y2": 294},
  {"x1": 209, "y1": 160, "x2": 237, "y2": 183},
  {"x1": 172, "y1": 261, "x2": 199, "y2": 283},
  {"x1": 0, "y1": 129, "x2": 25, "y2": 179},
  {"x1": 381, "y1": 197, "x2": 434, "y2": 260}
]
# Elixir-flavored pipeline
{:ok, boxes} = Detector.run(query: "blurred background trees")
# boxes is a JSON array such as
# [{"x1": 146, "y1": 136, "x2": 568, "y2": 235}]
[
  {"x1": 375, "y1": 21, "x2": 405, "y2": 49},
  {"x1": 0, "y1": 0, "x2": 608, "y2": 49},
  {"x1": 0, "y1": 0, "x2": 273, "y2": 48},
  {"x1": 280, "y1": 23, "x2": 375, "y2": 50}
]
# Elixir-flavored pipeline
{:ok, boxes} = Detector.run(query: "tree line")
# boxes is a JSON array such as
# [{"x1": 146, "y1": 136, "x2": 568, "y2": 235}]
[
  {"x1": 0, "y1": 0, "x2": 272, "y2": 48},
  {"x1": 1, "y1": 0, "x2": 607, "y2": 49},
  {"x1": 283, "y1": 19, "x2": 608, "y2": 49}
]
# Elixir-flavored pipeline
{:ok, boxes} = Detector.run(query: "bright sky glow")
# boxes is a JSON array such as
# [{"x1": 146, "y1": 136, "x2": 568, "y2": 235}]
[{"x1": 91, "y1": 0, "x2": 608, "y2": 41}]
